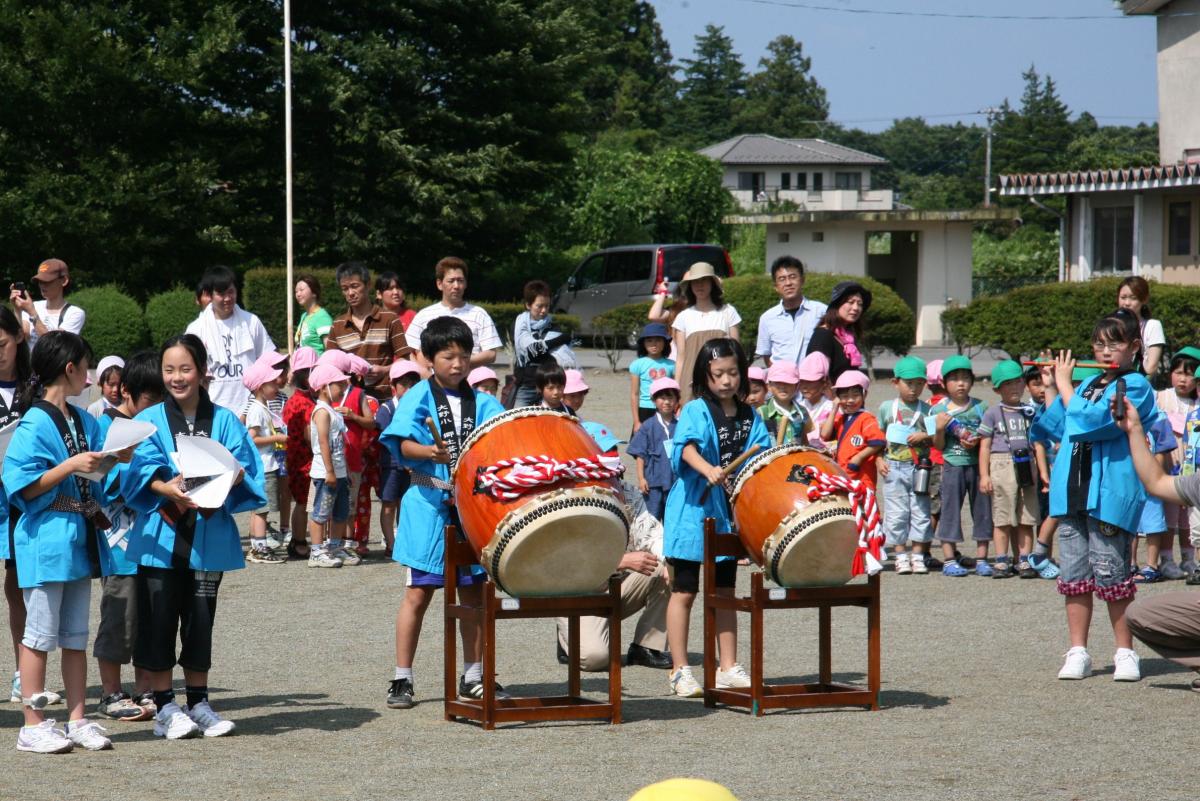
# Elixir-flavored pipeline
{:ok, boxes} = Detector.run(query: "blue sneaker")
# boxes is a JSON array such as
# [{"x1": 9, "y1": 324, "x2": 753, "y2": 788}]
[
  {"x1": 942, "y1": 559, "x2": 969, "y2": 577},
  {"x1": 975, "y1": 560, "x2": 994, "y2": 577},
  {"x1": 1028, "y1": 553, "x2": 1061, "y2": 579}
]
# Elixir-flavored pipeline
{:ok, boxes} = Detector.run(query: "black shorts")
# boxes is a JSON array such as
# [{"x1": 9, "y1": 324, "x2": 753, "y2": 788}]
[
  {"x1": 666, "y1": 557, "x2": 737, "y2": 593},
  {"x1": 134, "y1": 566, "x2": 223, "y2": 673}
]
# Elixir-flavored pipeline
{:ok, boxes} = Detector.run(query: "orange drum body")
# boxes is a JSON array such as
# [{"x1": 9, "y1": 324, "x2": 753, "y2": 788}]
[
  {"x1": 730, "y1": 445, "x2": 859, "y2": 587},
  {"x1": 453, "y1": 408, "x2": 629, "y2": 597}
]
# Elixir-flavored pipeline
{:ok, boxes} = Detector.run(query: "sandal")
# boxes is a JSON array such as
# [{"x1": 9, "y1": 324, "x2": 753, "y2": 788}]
[
  {"x1": 287, "y1": 540, "x2": 310, "y2": 559},
  {"x1": 1133, "y1": 566, "x2": 1162, "y2": 583}
]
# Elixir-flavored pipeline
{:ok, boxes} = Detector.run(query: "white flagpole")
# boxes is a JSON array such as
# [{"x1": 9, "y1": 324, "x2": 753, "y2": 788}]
[{"x1": 284, "y1": 0, "x2": 295, "y2": 353}]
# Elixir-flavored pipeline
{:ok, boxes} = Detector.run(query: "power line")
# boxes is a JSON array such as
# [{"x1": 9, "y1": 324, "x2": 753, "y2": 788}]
[{"x1": 730, "y1": 0, "x2": 1194, "y2": 21}]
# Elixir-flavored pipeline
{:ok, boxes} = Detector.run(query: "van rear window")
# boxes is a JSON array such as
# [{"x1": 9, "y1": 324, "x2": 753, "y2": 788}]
[{"x1": 663, "y1": 247, "x2": 728, "y2": 282}]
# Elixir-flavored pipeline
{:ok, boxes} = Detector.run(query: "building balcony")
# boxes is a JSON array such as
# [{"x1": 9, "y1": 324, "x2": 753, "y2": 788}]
[{"x1": 728, "y1": 187, "x2": 895, "y2": 212}]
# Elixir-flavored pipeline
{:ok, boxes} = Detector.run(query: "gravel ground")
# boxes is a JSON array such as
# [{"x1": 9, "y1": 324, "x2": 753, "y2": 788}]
[{"x1": 2, "y1": 357, "x2": 1196, "y2": 801}]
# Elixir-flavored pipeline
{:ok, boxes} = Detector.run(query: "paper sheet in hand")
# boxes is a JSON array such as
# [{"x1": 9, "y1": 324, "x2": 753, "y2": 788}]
[
  {"x1": 0, "y1": 419, "x2": 19, "y2": 462},
  {"x1": 77, "y1": 418, "x2": 159, "y2": 481},
  {"x1": 177, "y1": 437, "x2": 241, "y2": 509}
]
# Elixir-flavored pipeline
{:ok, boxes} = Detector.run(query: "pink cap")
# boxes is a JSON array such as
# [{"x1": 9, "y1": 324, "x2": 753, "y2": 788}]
[
  {"x1": 254, "y1": 350, "x2": 288, "y2": 369},
  {"x1": 318, "y1": 349, "x2": 371, "y2": 377},
  {"x1": 389, "y1": 359, "x2": 423, "y2": 381},
  {"x1": 766, "y1": 362, "x2": 800, "y2": 385},
  {"x1": 747, "y1": 365, "x2": 767, "y2": 383},
  {"x1": 649, "y1": 376, "x2": 680, "y2": 397},
  {"x1": 309, "y1": 363, "x2": 350, "y2": 391},
  {"x1": 564, "y1": 369, "x2": 589, "y2": 394},
  {"x1": 926, "y1": 359, "x2": 944, "y2": 385},
  {"x1": 243, "y1": 360, "x2": 283, "y2": 392},
  {"x1": 468, "y1": 366, "x2": 499, "y2": 387},
  {"x1": 796, "y1": 351, "x2": 830, "y2": 382},
  {"x1": 291, "y1": 346, "x2": 319, "y2": 371},
  {"x1": 833, "y1": 370, "x2": 870, "y2": 393}
]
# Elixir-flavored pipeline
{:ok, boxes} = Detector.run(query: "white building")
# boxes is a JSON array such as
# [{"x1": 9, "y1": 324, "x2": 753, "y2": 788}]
[
  {"x1": 707, "y1": 134, "x2": 1012, "y2": 346},
  {"x1": 998, "y1": 0, "x2": 1200, "y2": 282}
]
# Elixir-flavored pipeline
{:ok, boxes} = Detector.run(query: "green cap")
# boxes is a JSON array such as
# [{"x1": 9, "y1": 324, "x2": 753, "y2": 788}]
[
  {"x1": 990, "y1": 360, "x2": 1024, "y2": 389},
  {"x1": 1072, "y1": 366, "x2": 1102, "y2": 382},
  {"x1": 941, "y1": 354, "x2": 973, "y2": 378},
  {"x1": 1175, "y1": 346, "x2": 1200, "y2": 364},
  {"x1": 893, "y1": 356, "x2": 927, "y2": 381}
]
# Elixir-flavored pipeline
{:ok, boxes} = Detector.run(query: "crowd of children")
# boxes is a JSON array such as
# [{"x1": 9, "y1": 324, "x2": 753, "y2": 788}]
[{"x1": 8, "y1": 269, "x2": 1200, "y2": 751}]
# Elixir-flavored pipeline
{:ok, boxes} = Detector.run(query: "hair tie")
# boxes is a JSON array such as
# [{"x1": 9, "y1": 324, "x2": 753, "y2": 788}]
[{"x1": 28, "y1": 374, "x2": 40, "y2": 388}]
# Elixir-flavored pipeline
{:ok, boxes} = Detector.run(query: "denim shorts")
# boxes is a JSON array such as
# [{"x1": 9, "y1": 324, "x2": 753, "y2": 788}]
[
  {"x1": 1056, "y1": 514, "x2": 1136, "y2": 601},
  {"x1": 23, "y1": 578, "x2": 92, "y2": 652},
  {"x1": 310, "y1": 477, "x2": 351, "y2": 525}
]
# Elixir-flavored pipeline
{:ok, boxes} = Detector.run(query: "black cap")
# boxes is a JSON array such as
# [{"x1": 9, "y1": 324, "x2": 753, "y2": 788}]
[{"x1": 829, "y1": 280, "x2": 872, "y2": 313}]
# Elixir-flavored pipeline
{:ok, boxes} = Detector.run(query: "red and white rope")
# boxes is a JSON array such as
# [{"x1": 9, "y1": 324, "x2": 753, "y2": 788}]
[
  {"x1": 476, "y1": 454, "x2": 625, "y2": 500},
  {"x1": 802, "y1": 466, "x2": 884, "y2": 577}
]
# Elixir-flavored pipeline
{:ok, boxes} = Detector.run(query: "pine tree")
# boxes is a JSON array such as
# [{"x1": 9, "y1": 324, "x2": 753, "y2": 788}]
[
  {"x1": 735, "y1": 35, "x2": 829, "y2": 138},
  {"x1": 670, "y1": 24, "x2": 747, "y2": 149}
]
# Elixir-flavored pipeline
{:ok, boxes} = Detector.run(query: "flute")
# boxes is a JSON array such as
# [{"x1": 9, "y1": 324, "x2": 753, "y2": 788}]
[{"x1": 1020, "y1": 360, "x2": 1117, "y2": 370}]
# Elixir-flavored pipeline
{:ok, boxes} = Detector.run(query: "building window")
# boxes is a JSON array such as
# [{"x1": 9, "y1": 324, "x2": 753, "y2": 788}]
[
  {"x1": 835, "y1": 172, "x2": 862, "y2": 190},
  {"x1": 796, "y1": 172, "x2": 807, "y2": 190},
  {"x1": 781, "y1": 172, "x2": 791, "y2": 190},
  {"x1": 812, "y1": 232, "x2": 824, "y2": 242},
  {"x1": 1092, "y1": 206, "x2": 1133, "y2": 273},
  {"x1": 778, "y1": 232, "x2": 790, "y2": 243},
  {"x1": 737, "y1": 172, "x2": 765, "y2": 193},
  {"x1": 812, "y1": 173, "x2": 823, "y2": 191},
  {"x1": 1168, "y1": 201, "x2": 1192, "y2": 257}
]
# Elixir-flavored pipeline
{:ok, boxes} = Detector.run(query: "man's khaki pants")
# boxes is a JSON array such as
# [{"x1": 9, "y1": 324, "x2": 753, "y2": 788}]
[
  {"x1": 1127, "y1": 591, "x2": 1200, "y2": 670},
  {"x1": 555, "y1": 570, "x2": 669, "y2": 672}
]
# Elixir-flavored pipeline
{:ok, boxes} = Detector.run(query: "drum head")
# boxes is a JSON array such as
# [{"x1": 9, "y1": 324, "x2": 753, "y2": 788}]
[
  {"x1": 766, "y1": 499, "x2": 858, "y2": 588},
  {"x1": 484, "y1": 489, "x2": 629, "y2": 597}
]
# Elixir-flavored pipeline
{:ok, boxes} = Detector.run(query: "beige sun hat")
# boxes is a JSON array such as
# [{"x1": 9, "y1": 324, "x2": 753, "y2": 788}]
[{"x1": 679, "y1": 261, "x2": 722, "y2": 286}]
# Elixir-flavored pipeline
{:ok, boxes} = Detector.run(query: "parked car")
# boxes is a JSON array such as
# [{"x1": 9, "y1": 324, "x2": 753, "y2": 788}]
[{"x1": 553, "y1": 244, "x2": 733, "y2": 334}]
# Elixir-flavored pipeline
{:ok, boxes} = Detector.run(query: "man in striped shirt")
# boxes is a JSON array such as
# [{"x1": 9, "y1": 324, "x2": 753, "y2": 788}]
[{"x1": 325, "y1": 261, "x2": 411, "y2": 400}]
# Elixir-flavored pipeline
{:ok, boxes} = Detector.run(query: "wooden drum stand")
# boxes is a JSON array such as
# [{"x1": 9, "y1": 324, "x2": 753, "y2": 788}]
[
  {"x1": 442, "y1": 525, "x2": 623, "y2": 729},
  {"x1": 702, "y1": 518, "x2": 881, "y2": 716}
]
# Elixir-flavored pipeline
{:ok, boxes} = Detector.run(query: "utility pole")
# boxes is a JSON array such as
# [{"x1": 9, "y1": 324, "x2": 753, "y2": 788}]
[
  {"x1": 284, "y1": 0, "x2": 295, "y2": 351},
  {"x1": 980, "y1": 107, "x2": 1001, "y2": 208}
]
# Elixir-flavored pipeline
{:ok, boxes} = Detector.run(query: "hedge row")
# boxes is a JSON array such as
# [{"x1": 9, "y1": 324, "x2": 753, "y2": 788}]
[
  {"x1": 941, "y1": 277, "x2": 1200, "y2": 361},
  {"x1": 591, "y1": 273, "x2": 917, "y2": 357},
  {"x1": 64, "y1": 284, "x2": 198, "y2": 359}
]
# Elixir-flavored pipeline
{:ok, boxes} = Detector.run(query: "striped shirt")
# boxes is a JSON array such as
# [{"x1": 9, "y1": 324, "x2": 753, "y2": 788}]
[{"x1": 325, "y1": 305, "x2": 409, "y2": 398}]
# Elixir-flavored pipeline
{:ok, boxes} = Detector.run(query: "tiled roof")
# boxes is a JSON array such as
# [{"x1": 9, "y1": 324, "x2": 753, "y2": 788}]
[
  {"x1": 698, "y1": 134, "x2": 887, "y2": 166},
  {"x1": 998, "y1": 162, "x2": 1200, "y2": 195}
]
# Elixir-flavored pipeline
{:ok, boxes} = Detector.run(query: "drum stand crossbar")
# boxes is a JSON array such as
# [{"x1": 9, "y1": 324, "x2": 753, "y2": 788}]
[
  {"x1": 702, "y1": 518, "x2": 880, "y2": 716},
  {"x1": 442, "y1": 526, "x2": 623, "y2": 730}
]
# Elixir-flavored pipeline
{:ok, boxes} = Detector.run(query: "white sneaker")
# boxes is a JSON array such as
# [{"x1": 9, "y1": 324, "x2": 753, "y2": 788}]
[
  {"x1": 1057, "y1": 646, "x2": 1093, "y2": 680},
  {"x1": 334, "y1": 547, "x2": 362, "y2": 566},
  {"x1": 308, "y1": 549, "x2": 343, "y2": 568},
  {"x1": 910, "y1": 555, "x2": 929, "y2": 574},
  {"x1": 153, "y1": 701, "x2": 200, "y2": 740},
  {"x1": 715, "y1": 663, "x2": 752, "y2": 689},
  {"x1": 894, "y1": 554, "x2": 912, "y2": 575},
  {"x1": 16, "y1": 720, "x2": 73, "y2": 753},
  {"x1": 1113, "y1": 648, "x2": 1141, "y2": 682},
  {"x1": 1159, "y1": 560, "x2": 1186, "y2": 580},
  {"x1": 67, "y1": 720, "x2": 113, "y2": 751},
  {"x1": 669, "y1": 666, "x2": 703, "y2": 698},
  {"x1": 185, "y1": 701, "x2": 235, "y2": 737}
]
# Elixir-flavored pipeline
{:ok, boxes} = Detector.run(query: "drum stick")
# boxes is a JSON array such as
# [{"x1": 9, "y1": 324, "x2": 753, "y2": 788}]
[
  {"x1": 775, "y1": 419, "x2": 788, "y2": 447},
  {"x1": 700, "y1": 444, "x2": 762, "y2": 503},
  {"x1": 425, "y1": 417, "x2": 446, "y2": 450},
  {"x1": 1020, "y1": 360, "x2": 1116, "y2": 370}
]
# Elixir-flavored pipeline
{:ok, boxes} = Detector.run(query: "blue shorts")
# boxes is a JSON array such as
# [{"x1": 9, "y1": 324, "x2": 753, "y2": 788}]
[
  {"x1": 23, "y1": 578, "x2": 91, "y2": 652},
  {"x1": 405, "y1": 566, "x2": 480, "y2": 588},
  {"x1": 311, "y1": 477, "x2": 351, "y2": 525},
  {"x1": 377, "y1": 466, "x2": 410, "y2": 504}
]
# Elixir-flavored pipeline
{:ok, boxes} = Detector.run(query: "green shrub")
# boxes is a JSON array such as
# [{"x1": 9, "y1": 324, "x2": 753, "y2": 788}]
[
  {"x1": 144, "y1": 287, "x2": 200, "y2": 347},
  {"x1": 70, "y1": 285, "x2": 149, "y2": 358},
  {"x1": 593, "y1": 274, "x2": 916, "y2": 357},
  {"x1": 940, "y1": 277, "x2": 1200, "y2": 361}
]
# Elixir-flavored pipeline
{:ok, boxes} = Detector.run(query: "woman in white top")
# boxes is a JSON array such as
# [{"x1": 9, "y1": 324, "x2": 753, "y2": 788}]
[
  {"x1": 666, "y1": 262, "x2": 740, "y2": 402},
  {"x1": 1118, "y1": 276, "x2": 1165, "y2": 376},
  {"x1": 9, "y1": 258, "x2": 86, "y2": 351}
]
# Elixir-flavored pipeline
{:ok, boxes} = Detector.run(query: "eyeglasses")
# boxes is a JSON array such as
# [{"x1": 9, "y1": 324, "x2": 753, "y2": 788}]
[{"x1": 774, "y1": 273, "x2": 801, "y2": 285}]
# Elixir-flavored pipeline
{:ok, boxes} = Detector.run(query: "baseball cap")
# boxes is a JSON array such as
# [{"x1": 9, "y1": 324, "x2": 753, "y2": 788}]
[
  {"x1": 893, "y1": 356, "x2": 927, "y2": 381},
  {"x1": 649, "y1": 376, "x2": 680, "y2": 397},
  {"x1": 318, "y1": 349, "x2": 371, "y2": 377},
  {"x1": 941, "y1": 354, "x2": 973, "y2": 378},
  {"x1": 1173, "y1": 346, "x2": 1200, "y2": 364},
  {"x1": 582, "y1": 420, "x2": 625, "y2": 453},
  {"x1": 564, "y1": 369, "x2": 589, "y2": 394},
  {"x1": 796, "y1": 351, "x2": 830, "y2": 382},
  {"x1": 468, "y1": 366, "x2": 499, "y2": 387},
  {"x1": 833, "y1": 370, "x2": 870, "y2": 393},
  {"x1": 32, "y1": 258, "x2": 69, "y2": 283},
  {"x1": 747, "y1": 365, "x2": 767, "y2": 383},
  {"x1": 309, "y1": 363, "x2": 350, "y2": 391},
  {"x1": 243, "y1": 360, "x2": 283, "y2": 392},
  {"x1": 766, "y1": 362, "x2": 800, "y2": 385},
  {"x1": 390, "y1": 360, "x2": 423, "y2": 381},
  {"x1": 291, "y1": 346, "x2": 319, "y2": 372},
  {"x1": 1073, "y1": 366, "x2": 1103, "y2": 382},
  {"x1": 990, "y1": 360, "x2": 1024, "y2": 388},
  {"x1": 253, "y1": 350, "x2": 288, "y2": 369}
]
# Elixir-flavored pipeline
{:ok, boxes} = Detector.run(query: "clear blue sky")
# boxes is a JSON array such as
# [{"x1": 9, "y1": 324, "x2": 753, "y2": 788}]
[{"x1": 649, "y1": 0, "x2": 1158, "y2": 131}]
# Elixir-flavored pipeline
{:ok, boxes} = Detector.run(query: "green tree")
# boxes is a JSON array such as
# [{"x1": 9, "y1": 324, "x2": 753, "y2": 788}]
[
  {"x1": 735, "y1": 36, "x2": 828, "y2": 138},
  {"x1": 991, "y1": 65, "x2": 1074, "y2": 178},
  {"x1": 669, "y1": 25, "x2": 747, "y2": 149}
]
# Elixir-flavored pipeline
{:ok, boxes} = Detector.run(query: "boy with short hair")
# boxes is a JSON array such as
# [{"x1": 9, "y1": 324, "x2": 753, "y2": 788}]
[
  {"x1": 626, "y1": 377, "x2": 681, "y2": 521},
  {"x1": 536, "y1": 362, "x2": 571, "y2": 415},
  {"x1": 878, "y1": 356, "x2": 933, "y2": 574},
  {"x1": 978, "y1": 360, "x2": 1040, "y2": 579},
  {"x1": 375, "y1": 360, "x2": 422, "y2": 553},
  {"x1": 931, "y1": 355, "x2": 993, "y2": 577},
  {"x1": 758, "y1": 362, "x2": 812, "y2": 445},
  {"x1": 380, "y1": 317, "x2": 505, "y2": 710}
]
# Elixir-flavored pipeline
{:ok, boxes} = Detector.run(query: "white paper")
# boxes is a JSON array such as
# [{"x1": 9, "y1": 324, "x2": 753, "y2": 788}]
[
  {"x1": 0, "y1": 419, "x2": 19, "y2": 462},
  {"x1": 186, "y1": 471, "x2": 237, "y2": 509},
  {"x1": 76, "y1": 418, "x2": 159, "y2": 481},
  {"x1": 177, "y1": 437, "x2": 242, "y2": 509}
]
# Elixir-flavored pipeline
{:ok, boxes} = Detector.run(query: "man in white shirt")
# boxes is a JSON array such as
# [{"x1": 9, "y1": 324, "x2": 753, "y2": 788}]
[
  {"x1": 10, "y1": 258, "x2": 87, "y2": 351},
  {"x1": 405, "y1": 257, "x2": 501, "y2": 369},
  {"x1": 185, "y1": 265, "x2": 275, "y2": 412},
  {"x1": 755, "y1": 255, "x2": 828, "y2": 367}
]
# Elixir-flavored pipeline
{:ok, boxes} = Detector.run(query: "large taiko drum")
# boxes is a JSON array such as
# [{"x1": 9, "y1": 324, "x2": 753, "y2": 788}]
[
  {"x1": 730, "y1": 444, "x2": 859, "y2": 587},
  {"x1": 453, "y1": 408, "x2": 629, "y2": 597}
]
